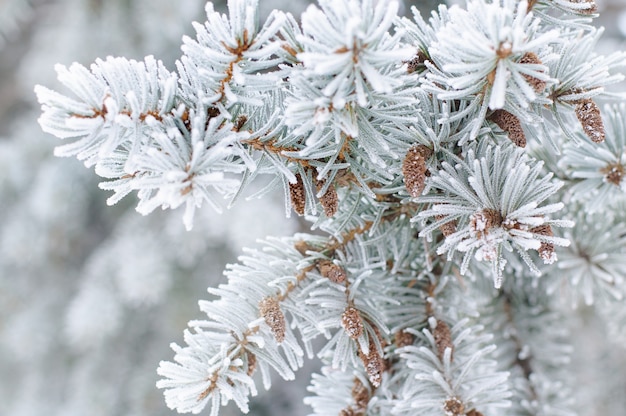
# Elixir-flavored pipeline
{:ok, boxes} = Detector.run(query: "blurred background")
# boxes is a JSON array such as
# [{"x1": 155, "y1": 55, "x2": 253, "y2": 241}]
[{"x1": 1, "y1": 0, "x2": 626, "y2": 415}]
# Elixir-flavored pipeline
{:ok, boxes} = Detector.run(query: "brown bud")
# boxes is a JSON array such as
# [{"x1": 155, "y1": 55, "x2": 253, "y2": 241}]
[
  {"x1": 319, "y1": 260, "x2": 347, "y2": 284},
  {"x1": 470, "y1": 209, "x2": 503, "y2": 239},
  {"x1": 433, "y1": 319, "x2": 454, "y2": 361},
  {"x1": 342, "y1": 306, "x2": 364, "y2": 339},
  {"x1": 394, "y1": 330, "x2": 414, "y2": 348},
  {"x1": 406, "y1": 50, "x2": 428, "y2": 74},
  {"x1": 351, "y1": 377, "x2": 370, "y2": 410},
  {"x1": 518, "y1": 52, "x2": 546, "y2": 94},
  {"x1": 403, "y1": 144, "x2": 433, "y2": 197},
  {"x1": 489, "y1": 109, "x2": 526, "y2": 147},
  {"x1": 466, "y1": 409, "x2": 484, "y2": 416},
  {"x1": 436, "y1": 215, "x2": 458, "y2": 237},
  {"x1": 316, "y1": 179, "x2": 338, "y2": 217},
  {"x1": 234, "y1": 115, "x2": 248, "y2": 131},
  {"x1": 259, "y1": 297, "x2": 286, "y2": 343},
  {"x1": 294, "y1": 240, "x2": 313, "y2": 256},
  {"x1": 531, "y1": 224, "x2": 555, "y2": 264},
  {"x1": 601, "y1": 162, "x2": 625, "y2": 186},
  {"x1": 359, "y1": 345, "x2": 384, "y2": 387},
  {"x1": 443, "y1": 396, "x2": 465, "y2": 416},
  {"x1": 289, "y1": 173, "x2": 306, "y2": 215},
  {"x1": 575, "y1": 99, "x2": 605, "y2": 143}
]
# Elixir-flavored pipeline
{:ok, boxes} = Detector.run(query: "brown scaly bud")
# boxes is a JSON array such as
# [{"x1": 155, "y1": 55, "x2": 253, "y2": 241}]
[
  {"x1": 316, "y1": 179, "x2": 338, "y2": 217},
  {"x1": 489, "y1": 109, "x2": 526, "y2": 147},
  {"x1": 575, "y1": 99, "x2": 605, "y2": 143},
  {"x1": 470, "y1": 209, "x2": 503, "y2": 239},
  {"x1": 518, "y1": 52, "x2": 546, "y2": 94},
  {"x1": 436, "y1": 215, "x2": 458, "y2": 237},
  {"x1": 402, "y1": 144, "x2": 433, "y2": 197},
  {"x1": 443, "y1": 397, "x2": 465, "y2": 416},
  {"x1": 351, "y1": 377, "x2": 370, "y2": 411},
  {"x1": 531, "y1": 224, "x2": 556, "y2": 265},
  {"x1": 432, "y1": 319, "x2": 454, "y2": 361},
  {"x1": 394, "y1": 330, "x2": 414, "y2": 348},
  {"x1": 289, "y1": 173, "x2": 306, "y2": 215},
  {"x1": 601, "y1": 162, "x2": 625, "y2": 186},
  {"x1": 319, "y1": 260, "x2": 347, "y2": 284},
  {"x1": 342, "y1": 306, "x2": 364, "y2": 339},
  {"x1": 234, "y1": 115, "x2": 248, "y2": 131},
  {"x1": 406, "y1": 50, "x2": 428, "y2": 74},
  {"x1": 294, "y1": 240, "x2": 313, "y2": 256},
  {"x1": 466, "y1": 409, "x2": 484, "y2": 416},
  {"x1": 259, "y1": 297, "x2": 286, "y2": 343},
  {"x1": 358, "y1": 344, "x2": 384, "y2": 387}
]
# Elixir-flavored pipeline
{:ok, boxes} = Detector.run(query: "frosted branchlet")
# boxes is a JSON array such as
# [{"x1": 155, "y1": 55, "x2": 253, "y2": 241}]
[
  {"x1": 426, "y1": 0, "x2": 555, "y2": 117},
  {"x1": 402, "y1": 144, "x2": 432, "y2": 197},
  {"x1": 259, "y1": 296, "x2": 286, "y2": 343},
  {"x1": 560, "y1": 104, "x2": 626, "y2": 211},
  {"x1": 489, "y1": 109, "x2": 527, "y2": 147},
  {"x1": 575, "y1": 99, "x2": 605, "y2": 143},
  {"x1": 342, "y1": 306, "x2": 365, "y2": 339},
  {"x1": 419, "y1": 145, "x2": 571, "y2": 287},
  {"x1": 289, "y1": 173, "x2": 306, "y2": 215}
]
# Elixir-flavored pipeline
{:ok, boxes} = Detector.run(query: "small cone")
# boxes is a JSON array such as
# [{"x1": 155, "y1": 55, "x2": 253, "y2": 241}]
[
  {"x1": 358, "y1": 341, "x2": 384, "y2": 387},
  {"x1": 433, "y1": 319, "x2": 454, "y2": 361},
  {"x1": 575, "y1": 99, "x2": 605, "y2": 143},
  {"x1": 259, "y1": 297, "x2": 286, "y2": 343},
  {"x1": 319, "y1": 260, "x2": 347, "y2": 284},
  {"x1": 436, "y1": 215, "x2": 457, "y2": 237},
  {"x1": 342, "y1": 306, "x2": 364, "y2": 339},
  {"x1": 489, "y1": 110, "x2": 526, "y2": 147},
  {"x1": 289, "y1": 173, "x2": 306, "y2": 215},
  {"x1": 317, "y1": 179, "x2": 338, "y2": 217},
  {"x1": 403, "y1": 145, "x2": 432, "y2": 197}
]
